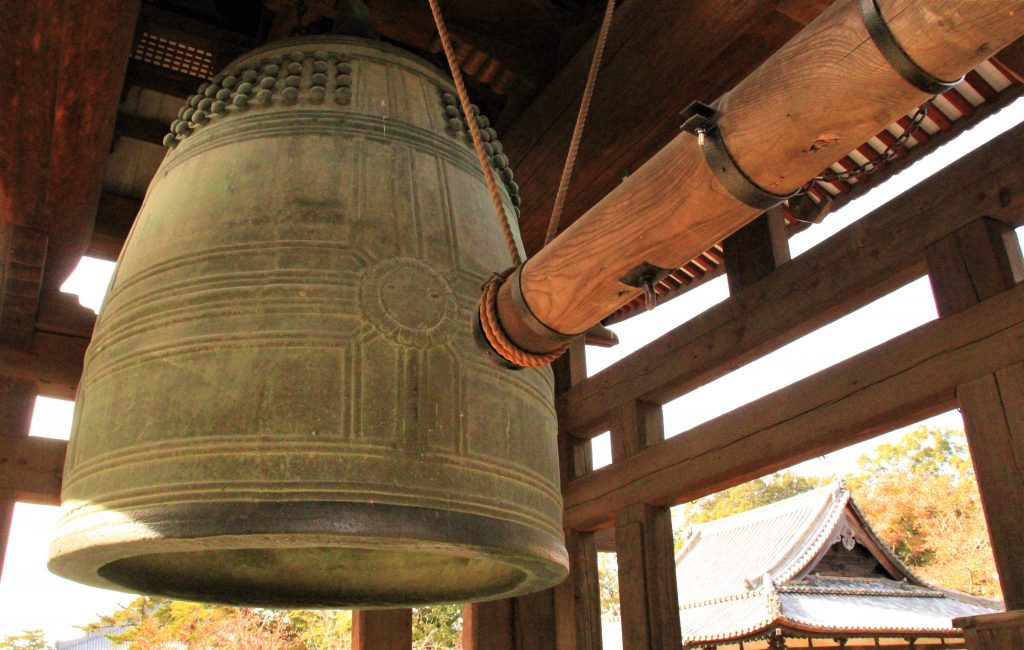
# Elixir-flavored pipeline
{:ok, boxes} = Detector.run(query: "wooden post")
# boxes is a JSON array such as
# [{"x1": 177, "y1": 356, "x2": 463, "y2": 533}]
[
  {"x1": 926, "y1": 217, "x2": 1024, "y2": 610},
  {"x1": 723, "y1": 207, "x2": 791, "y2": 295},
  {"x1": 553, "y1": 339, "x2": 604, "y2": 650},
  {"x1": 611, "y1": 398, "x2": 681, "y2": 648},
  {"x1": 463, "y1": 339, "x2": 596, "y2": 649},
  {"x1": 351, "y1": 609, "x2": 412, "y2": 650},
  {"x1": 463, "y1": 600, "x2": 514, "y2": 650},
  {"x1": 0, "y1": 376, "x2": 36, "y2": 578},
  {"x1": 956, "y1": 610, "x2": 1024, "y2": 649}
]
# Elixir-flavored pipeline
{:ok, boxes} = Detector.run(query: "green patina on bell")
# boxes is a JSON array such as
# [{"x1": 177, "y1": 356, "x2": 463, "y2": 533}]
[{"x1": 48, "y1": 36, "x2": 567, "y2": 608}]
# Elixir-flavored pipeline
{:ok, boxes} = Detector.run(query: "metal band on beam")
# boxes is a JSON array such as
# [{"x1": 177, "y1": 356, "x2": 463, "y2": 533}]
[
  {"x1": 858, "y1": 0, "x2": 964, "y2": 94},
  {"x1": 681, "y1": 101, "x2": 797, "y2": 210}
]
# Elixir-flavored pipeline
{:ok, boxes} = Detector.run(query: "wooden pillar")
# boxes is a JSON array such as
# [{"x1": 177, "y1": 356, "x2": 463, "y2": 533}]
[
  {"x1": 611, "y1": 397, "x2": 681, "y2": 648},
  {"x1": 723, "y1": 207, "x2": 791, "y2": 295},
  {"x1": 553, "y1": 339, "x2": 603, "y2": 650},
  {"x1": 463, "y1": 600, "x2": 513, "y2": 650},
  {"x1": 463, "y1": 339, "x2": 597, "y2": 649},
  {"x1": 926, "y1": 217, "x2": 1024, "y2": 609},
  {"x1": 0, "y1": 376, "x2": 36, "y2": 579},
  {"x1": 351, "y1": 609, "x2": 412, "y2": 650}
]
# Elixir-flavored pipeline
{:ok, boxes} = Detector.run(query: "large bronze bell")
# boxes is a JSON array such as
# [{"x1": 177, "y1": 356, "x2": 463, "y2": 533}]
[{"x1": 48, "y1": 37, "x2": 567, "y2": 607}]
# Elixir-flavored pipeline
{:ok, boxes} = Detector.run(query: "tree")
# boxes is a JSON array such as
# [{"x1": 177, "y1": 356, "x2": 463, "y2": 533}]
[
  {"x1": 597, "y1": 553, "x2": 620, "y2": 620},
  {"x1": 848, "y1": 426, "x2": 1000, "y2": 599},
  {"x1": 412, "y1": 605, "x2": 462, "y2": 649},
  {"x1": 0, "y1": 630, "x2": 50, "y2": 650}
]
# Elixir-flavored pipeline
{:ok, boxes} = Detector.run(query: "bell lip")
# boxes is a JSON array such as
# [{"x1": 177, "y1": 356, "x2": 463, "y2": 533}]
[{"x1": 48, "y1": 500, "x2": 569, "y2": 608}]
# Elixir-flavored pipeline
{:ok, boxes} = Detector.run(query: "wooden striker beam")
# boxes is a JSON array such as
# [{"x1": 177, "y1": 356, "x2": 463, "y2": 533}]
[{"x1": 487, "y1": 0, "x2": 1024, "y2": 360}]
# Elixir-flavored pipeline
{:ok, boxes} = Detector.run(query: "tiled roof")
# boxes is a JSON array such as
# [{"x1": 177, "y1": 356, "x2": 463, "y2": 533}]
[{"x1": 675, "y1": 483, "x2": 1002, "y2": 644}]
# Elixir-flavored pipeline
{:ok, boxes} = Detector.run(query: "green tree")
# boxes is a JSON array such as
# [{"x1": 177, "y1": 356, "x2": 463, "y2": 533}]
[
  {"x1": 412, "y1": 605, "x2": 462, "y2": 649},
  {"x1": 0, "y1": 630, "x2": 50, "y2": 650}
]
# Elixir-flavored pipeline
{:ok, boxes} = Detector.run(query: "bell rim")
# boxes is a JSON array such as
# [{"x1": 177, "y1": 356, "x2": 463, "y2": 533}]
[{"x1": 48, "y1": 499, "x2": 569, "y2": 607}]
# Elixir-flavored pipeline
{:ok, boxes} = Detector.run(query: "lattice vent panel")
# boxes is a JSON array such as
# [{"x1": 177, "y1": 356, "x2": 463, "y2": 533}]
[{"x1": 133, "y1": 31, "x2": 214, "y2": 79}]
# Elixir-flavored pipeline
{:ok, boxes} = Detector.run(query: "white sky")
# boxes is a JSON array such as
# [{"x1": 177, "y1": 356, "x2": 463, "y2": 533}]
[{"x1": 2, "y1": 99, "x2": 1022, "y2": 644}]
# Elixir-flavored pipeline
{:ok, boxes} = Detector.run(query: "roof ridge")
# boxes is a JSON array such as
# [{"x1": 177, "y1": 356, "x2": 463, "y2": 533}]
[
  {"x1": 766, "y1": 483, "x2": 848, "y2": 584},
  {"x1": 687, "y1": 482, "x2": 841, "y2": 535}
]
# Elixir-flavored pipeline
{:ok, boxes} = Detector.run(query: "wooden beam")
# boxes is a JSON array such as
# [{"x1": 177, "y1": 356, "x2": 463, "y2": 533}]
[
  {"x1": 562, "y1": 281, "x2": 1024, "y2": 531},
  {"x1": 115, "y1": 112, "x2": 168, "y2": 146},
  {"x1": 0, "y1": 332, "x2": 88, "y2": 400},
  {"x1": 503, "y1": 0, "x2": 811, "y2": 253},
  {"x1": 0, "y1": 376, "x2": 37, "y2": 578},
  {"x1": 462, "y1": 587, "x2": 558, "y2": 650},
  {"x1": 89, "y1": 192, "x2": 140, "y2": 262},
  {"x1": 34, "y1": 291, "x2": 97, "y2": 340},
  {"x1": 463, "y1": 600, "x2": 513, "y2": 650},
  {"x1": 0, "y1": 435, "x2": 65, "y2": 506},
  {"x1": 609, "y1": 397, "x2": 680, "y2": 648},
  {"x1": 959, "y1": 368, "x2": 1024, "y2": 611},
  {"x1": 722, "y1": 207, "x2": 791, "y2": 295},
  {"x1": 0, "y1": 0, "x2": 141, "y2": 291},
  {"x1": 125, "y1": 60, "x2": 201, "y2": 99},
  {"x1": 554, "y1": 529, "x2": 603, "y2": 650},
  {"x1": 558, "y1": 122, "x2": 1024, "y2": 438},
  {"x1": 994, "y1": 35, "x2": 1024, "y2": 80},
  {"x1": 351, "y1": 609, "x2": 412, "y2": 650},
  {"x1": 550, "y1": 342, "x2": 603, "y2": 650},
  {"x1": 926, "y1": 217, "x2": 1024, "y2": 610},
  {"x1": 615, "y1": 503, "x2": 681, "y2": 649}
]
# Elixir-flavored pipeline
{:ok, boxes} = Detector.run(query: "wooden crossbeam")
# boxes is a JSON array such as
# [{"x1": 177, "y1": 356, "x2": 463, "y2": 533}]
[
  {"x1": 0, "y1": 435, "x2": 66, "y2": 506},
  {"x1": 0, "y1": 332, "x2": 88, "y2": 400},
  {"x1": 115, "y1": 111, "x2": 169, "y2": 146},
  {"x1": 558, "y1": 123, "x2": 1024, "y2": 438},
  {"x1": 88, "y1": 192, "x2": 141, "y2": 261},
  {"x1": 563, "y1": 281, "x2": 1024, "y2": 530}
]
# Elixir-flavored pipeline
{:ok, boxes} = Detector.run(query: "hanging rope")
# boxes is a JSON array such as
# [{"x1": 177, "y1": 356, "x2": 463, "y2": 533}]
[
  {"x1": 544, "y1": 0, "x2": 616, "y2": 246},
  {"x1": 427, "y1": 0, "x2": 521, "y2": 268}
]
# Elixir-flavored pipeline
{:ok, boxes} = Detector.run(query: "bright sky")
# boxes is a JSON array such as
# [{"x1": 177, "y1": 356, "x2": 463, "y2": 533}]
[{"x1": 1, "y1": 99, "x2": 1022, "y2": 645}]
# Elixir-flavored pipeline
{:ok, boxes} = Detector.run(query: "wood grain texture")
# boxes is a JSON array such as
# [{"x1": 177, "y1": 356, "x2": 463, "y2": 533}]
[
  {"x1": 463, "y1": 600, "x2": 514, "y2": 650},
  {"x1": 352, "y1": 609, "x2": 412, "y2": 650},
  {"x1": 508, "y1": 0, "x2": 1024, "y2": 339},
  {"x1": 0, "y1": 0, "x2": 140, "y2": 291},
  {"x1": 959, "y1": 368, "x2": 1024, "y2": 611},
  {"x1": 927, "y1": 217, "x2": 1024, "y2": 610},
  {"x1": 558, "y1": 123, "x2": 1024, "y2": 438},
  {"x1": 503, "y1": 0, "x2": 808, "y2": 253},
  {"x1": 0, "y1": 435, "x2": 65, "y2": 506},
  {"x1": 553, "y1": 528, "x2": 603, "y2": 650},
  {"x1": 955, "y1": 609, "x2": 1024, "y2": 650},
  {"x1": 723, "y1": 208, "x2": 791, "y2": 295},
  {"x1": 0, "y1": 332, "x2": 88, "y2": 400},
  {"x1": 563, "y1": 281, "x2": 1024, "y2": 530},
  {"x1": 0, "y1": 376, "x2": 36, "y2": 579},
  {"x1": 614, "y1": 503, "x2": 681, "y2": 650},
  {"x1": 719, "y1": 0, "x2": 1024, "y2": 193}
]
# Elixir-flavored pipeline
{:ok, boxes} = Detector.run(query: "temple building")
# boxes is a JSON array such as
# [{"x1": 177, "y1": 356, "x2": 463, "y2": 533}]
[{"x1": 674, "y1": 484, "x2": 1000, "y2": 649}]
